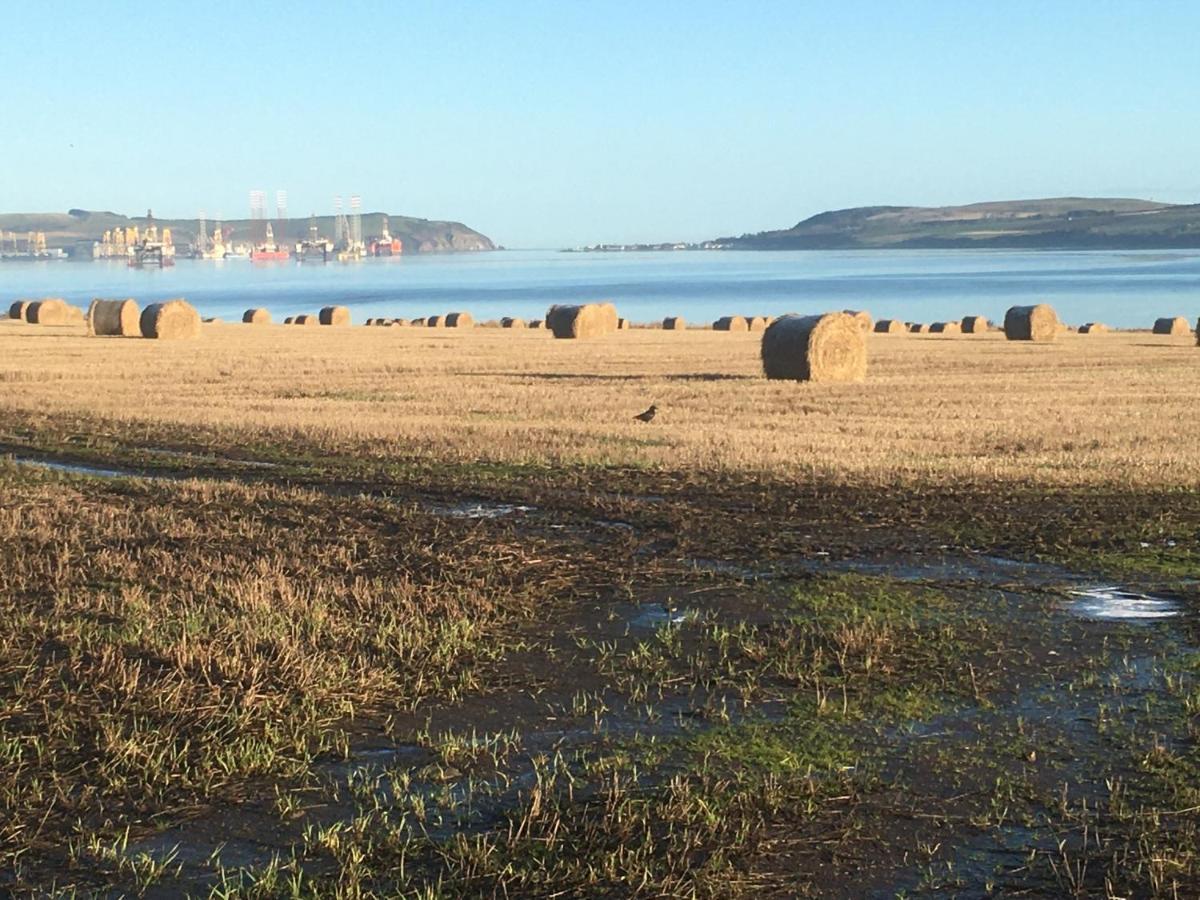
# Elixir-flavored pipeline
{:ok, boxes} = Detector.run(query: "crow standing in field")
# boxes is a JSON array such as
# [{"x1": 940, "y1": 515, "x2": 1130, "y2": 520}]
[{"x1": 633, "y1": 404, "x2": 657, "y2": 423}]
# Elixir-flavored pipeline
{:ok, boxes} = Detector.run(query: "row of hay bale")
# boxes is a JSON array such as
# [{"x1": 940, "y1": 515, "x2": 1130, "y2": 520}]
[
  {"x1": 873, "y1": 315, "x2": 991, "y2": 335},
  {"x1": 8, "y1": 296, "x2": 201, "y2": 339},
  {"x1": 8, "y1": 298, "x2": 86, "y2": 326},
  {"x1": 713, "y1": 315, "x2": 771, "y2": 332}
]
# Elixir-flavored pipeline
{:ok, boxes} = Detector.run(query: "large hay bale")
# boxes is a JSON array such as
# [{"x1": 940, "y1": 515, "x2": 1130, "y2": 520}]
[
  {"x1": 427, "y1": 315, "x2": 443, "y2": 327},
  {"x1": 410, "y1": 317, "x2": 427, "y2": 327},
  {"x1": 908, "y1": 323, "x2": 930, "y2": 334},
  {"x1": 28, "y1": 298, "x2": 70, "y2": 325},
  {"x1": 445, "y1": 311, "x2": 474, "y2": 328},
  {"x1": 501, "y1": 317, "x2": 526, "y2": 329},
  {"x1": 599, "y1": 302, "x2": 619, "y2": 332},
  {"x1": 294, "y1": 314, "x2": 319, "y2": 326},
  {"x1": 663, "y1": 316, "x2": 686, "y2": 330},
  {"x1": 874, "y1": 319, "x2": 905, "y2": 334},
  {"x1": 761, "y1": 312, "x2": 867, "y2": 383},
  {"x1": 284, "y1": 316, "x2": 296, "y2": 325},
  {"x1": 961, "y1": 315, "x2": 990, "y2": 334},
  {"x1": 1004, "y1": 304, "x2": 1059, "y2": 342},
  {"x1": 8, "y1": 300, "x2": 31, "y2": 321},
  {"x1": 617, "y1": 318, "x2": 630, "y2": 330},
  {"x1": 1079, "y1": 322, "x2": 1108, "y2": 334},
  {"x1": 87, "y1": 298, "x2": 140, "y2": 336},
  {"x1": 364, "y1": 318, "x2": 378, "y2": 326},
  {"x1": 139, "y1": 299, "x2": 201, "y2": 340},
  {"x1": 930, "y1": 321, "x2": 962, "y2": 335},
  {"x1": 746, "y1": 315, "x2": 768, "y2": 333},
  {"x1": 391, "y1": 318, "x2": 408, "y2": 326},
  {"x1": 319, "y1": 305, "x2": 350, "y2": 326},
  {"x1": 242, "y1": 308, "x2": 271, "y2": 325},
  {"x1": 546, "y1": 303, "x2": 617, "y2": 339},
  {"x1": 714, "y1": 315, "x2": 749, "y2": 332},
  {"x1": 529, "y1": 319, "x2": 544, "y2": 329},
  {"x1": 843, "y1": 309, "x2": 873, "y2": 332},
  {"x1": 1152, "y1": 316, "x2": 1190, "y2": 336}
]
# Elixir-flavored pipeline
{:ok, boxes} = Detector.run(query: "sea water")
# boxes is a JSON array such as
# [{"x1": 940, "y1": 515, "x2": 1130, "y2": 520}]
[{"x1": 1, "y1": 248, "x2": 1197, "y2": 329}]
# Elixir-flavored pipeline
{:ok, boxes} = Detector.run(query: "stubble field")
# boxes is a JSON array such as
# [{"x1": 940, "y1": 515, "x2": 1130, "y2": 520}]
[{"x1": 1, "y1": 316, "x2": 1198, "y2": 897}]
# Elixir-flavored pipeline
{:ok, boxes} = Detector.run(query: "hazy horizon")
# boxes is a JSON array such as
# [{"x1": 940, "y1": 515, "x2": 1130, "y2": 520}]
[{"x1": 7, "y1": 0, "x2": 1200, "y2": 248}]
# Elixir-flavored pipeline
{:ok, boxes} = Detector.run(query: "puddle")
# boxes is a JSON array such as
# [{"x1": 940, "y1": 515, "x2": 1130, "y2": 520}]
[
  {"x1": 1065, "y1": 586, "x2": 1180, "y2": 621},
  {"x1": 11, "y1": 457, "x2": 136, "y2": 479},
  {"x1": 628, "y1": 602, "x2": 695, "y2": 629},
  {"x1": 424, "y1": 500, "x2": 536, "y2": 519}
]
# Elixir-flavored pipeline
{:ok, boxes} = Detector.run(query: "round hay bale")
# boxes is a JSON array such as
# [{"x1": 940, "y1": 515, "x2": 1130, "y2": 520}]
[
  {"x1": 501, "y1": 317, "x2": 527, "y2": 329},
  {"x1": 930, "y1": 321, "x2": 962, "y2": 335},
  {"x1": 392, "y1": 318, "x2": 408, "y2": 326},
  {"x1": 445, "y1": 311, "x2": 474, "y2": 328},
  {"x1": 529, "y1": 319, "x2": 544, "y2": 329},
  {"x1": 411, "y1": 317, "x2": 427, "y2": 327},
  {"x1": 364, "y1": 318, "x2": 378, "y2": 326},
  {"x1": 1004, "y1": 304, "x2": 1059, "y2": 342},
  {"x1": 1079, "y1": 322, "x2": 1108, "y2": 334},
  {"x1": 746, "y1": 316, "x2": 768, "y2": 333},
  {"x1": 28, "y1": 298, "x2": 70, "y2": 326},
  {"x1": 599, "y1": 303, "x2": 619, "y2": 332},
  {"x1": 714, "y1": 315, "x2": 749, "y2": 332},
  {"x1": 243, "y1": 308, "x2": 271, "y2": 325},
  {"x1": 202, "y1": 317, "x2": 222, "y2": 324},
  {"x1": 961, "y1": 315, "x2": 990, "y2": 334},
  {"x1": 617, "y1": 318, "x2": 630, "y2": 330},
  {"x1": 874, "y1": 319, "x2": 905, "y2": 334},
  {"x1": 319, "y1": 305, "x2": 350, "y2": 326},
  {"x1": 8, "y1": 300, "x2": 31, "y2": 321},
  {"x1": 87, "y1": 298, "x2": 141, "y2": 336},
  {"x1": 908, "y1": 323, "x2": 931, "y2": 334},
  {"x1": 761, "y1": 312, "x2": 867, "y2": 383},
  {"x1": 663, "y1": 316, "x2": 686, "y2": 330},
  {"x1": 284, "y1": 316, "x2": 296, "y2": 325},
  {"x1": 1152, "y1": 316, "x2": 1190, "y2": 336},
  {"x1": 294, "y1": 314, "x2": 319, "y2": 326},
  {"x1": 546, "y1": 304, "x2": 616, "y2": 339},
  {"x1": 140, "y1": 299, "x2": 201, "y2": 340},
  {"x1": 427, "y1": 315, "x2": 443, "y2": 328},
  {"x1": 843, "y1": 309, "x2": 873, "y2": 332}
]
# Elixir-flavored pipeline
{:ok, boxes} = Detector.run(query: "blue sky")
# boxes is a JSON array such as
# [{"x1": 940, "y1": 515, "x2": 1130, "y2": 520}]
[{"x1": 4, "y1": 0, "x2": 1197, "y2": 247}]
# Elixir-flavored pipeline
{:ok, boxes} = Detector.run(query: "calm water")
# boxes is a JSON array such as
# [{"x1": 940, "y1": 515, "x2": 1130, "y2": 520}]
[{"x1": 2, "y1": 249, "x2": 1198, "y2": 328}]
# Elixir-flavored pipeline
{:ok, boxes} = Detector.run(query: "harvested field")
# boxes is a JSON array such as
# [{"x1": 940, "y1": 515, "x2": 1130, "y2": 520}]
[
  {"x1": 0, "y1": 321, "x2": 1197, "y2": 485},
  {"x1": 1, "y1": 314, "x2": 1200, "y2": 897}
]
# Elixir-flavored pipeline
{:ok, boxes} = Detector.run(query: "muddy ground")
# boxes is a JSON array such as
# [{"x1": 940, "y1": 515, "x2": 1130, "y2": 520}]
[{"x1": 0, "y1": 423, "x2": 1197, "y2": 897}]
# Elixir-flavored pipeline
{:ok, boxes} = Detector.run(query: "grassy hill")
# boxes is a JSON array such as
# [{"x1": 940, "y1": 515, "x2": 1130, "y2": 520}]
[
  {"x1": 714, "y1": 197, "x2": 1200, "y2": 250},
  {"x1": 0, "y1": 209, "x2": 495, "y2": 253}
]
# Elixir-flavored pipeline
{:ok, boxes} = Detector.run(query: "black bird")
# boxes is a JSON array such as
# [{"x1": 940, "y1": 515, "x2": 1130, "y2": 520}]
[{"x1": 633, "y1": 404, "x2": 657, "y2": 423}]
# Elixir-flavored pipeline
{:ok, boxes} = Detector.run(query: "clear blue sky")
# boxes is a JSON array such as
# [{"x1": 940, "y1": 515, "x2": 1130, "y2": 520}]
[{"x1": 5, "y1": 0, "x2": 1198, "y2": 247}]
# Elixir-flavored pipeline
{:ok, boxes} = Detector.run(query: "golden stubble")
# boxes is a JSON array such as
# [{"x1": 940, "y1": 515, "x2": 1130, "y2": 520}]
[{"x1": 1, "y1": 318, "x2": 1198, "y2": 486}]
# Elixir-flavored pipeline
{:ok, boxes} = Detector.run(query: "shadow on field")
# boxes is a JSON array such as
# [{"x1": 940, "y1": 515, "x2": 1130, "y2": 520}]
[{"x1": 465, "y1": 371, "x2": 755, "y2": 382}]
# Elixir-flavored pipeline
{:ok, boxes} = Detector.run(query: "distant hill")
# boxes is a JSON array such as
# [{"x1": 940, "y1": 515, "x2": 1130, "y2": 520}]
[
  {"x1": 711, "y1": 197, "x2": 1200, "y2": 250},
  {"x1": 0, "y1": 209, "x2": 495, "y2": 253}
]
